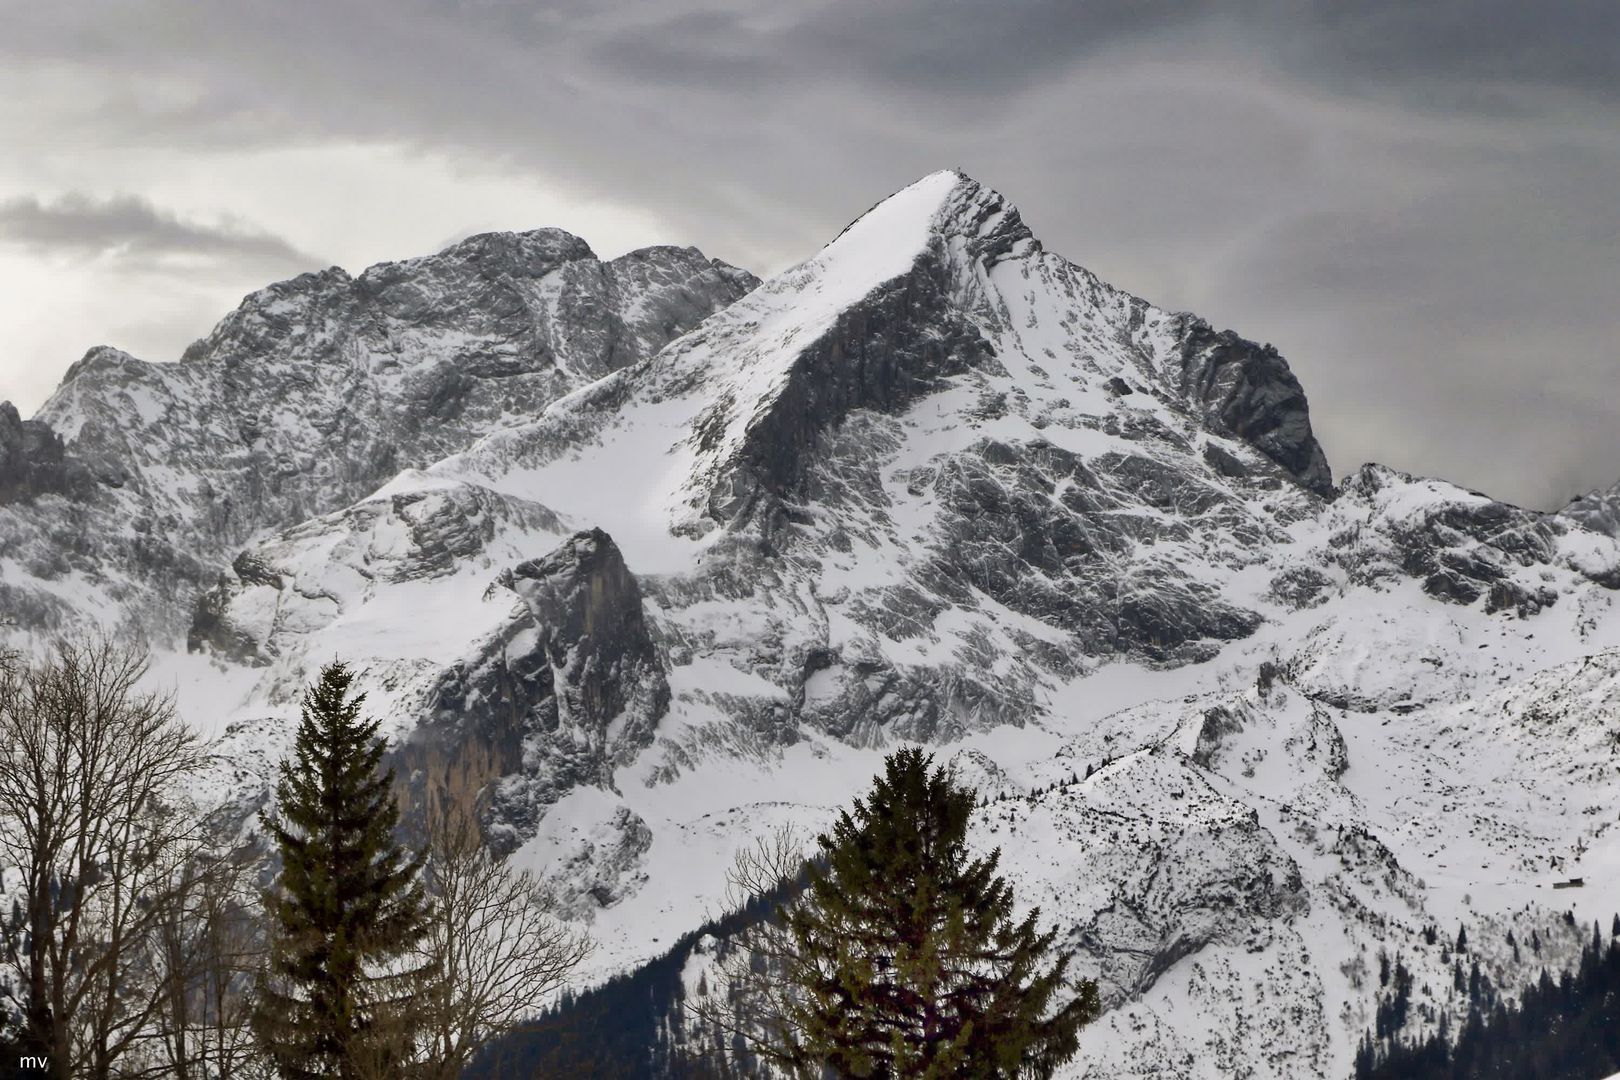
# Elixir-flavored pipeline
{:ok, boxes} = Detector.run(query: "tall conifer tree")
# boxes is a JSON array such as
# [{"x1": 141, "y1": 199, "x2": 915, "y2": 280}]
[
  {"x1": 753, "y1": 746, "x2": 1099, "y2": 1078},
  {"x1": 253, "y1": 661, "x2": 433, "y2": 1078}
]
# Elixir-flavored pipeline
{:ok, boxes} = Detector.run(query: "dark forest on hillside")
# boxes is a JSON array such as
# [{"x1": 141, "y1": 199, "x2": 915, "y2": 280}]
[
  {"x1": 1358, "y1": 919, "x2": 1620, "y2": 1080},
  {"x1": 471, "y1": 874, "x2": 806, "y2": 1078}
]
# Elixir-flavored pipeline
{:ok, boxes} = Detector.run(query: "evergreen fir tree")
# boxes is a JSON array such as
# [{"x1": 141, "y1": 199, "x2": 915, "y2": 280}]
[
  {"x1": 765, "y1": 746, "x2": 1099, "y2": 1078},
  {"x1": 253, "y1": 661, "x2": 434, "y2": 1078}
]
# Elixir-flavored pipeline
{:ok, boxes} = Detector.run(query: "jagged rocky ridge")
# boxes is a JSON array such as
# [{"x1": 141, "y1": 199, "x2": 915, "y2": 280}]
[
  {"x1": 1560, "y1": 477, "x2": 1620, "y2": 539},
  {"x1": 5, "y1": 171, "x2": 1620, "y2": 1079},
  {"x1": 0, "y1": 233, "x2": 756, "y2": 636}
]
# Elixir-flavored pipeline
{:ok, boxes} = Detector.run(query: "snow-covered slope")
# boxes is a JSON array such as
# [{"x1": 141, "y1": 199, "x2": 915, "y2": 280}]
[
  {"x1": 6, "y1": 171, "x2": 1620, "y2": 1078},
  {"x1": 186, "y1": 169, "x2": 1346, "y2": 852}
]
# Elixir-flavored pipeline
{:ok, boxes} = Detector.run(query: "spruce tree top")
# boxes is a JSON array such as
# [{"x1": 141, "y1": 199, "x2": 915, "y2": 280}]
[
  {"x1": 256, "y1": 660, "x2": 433, "y2": 1078},
  {"x1": 778, "y1": 746, "x2": 1098, "y2": 1079},
  {"x1": 268, "y1": 661, "x2": 427, "y2": 957}
]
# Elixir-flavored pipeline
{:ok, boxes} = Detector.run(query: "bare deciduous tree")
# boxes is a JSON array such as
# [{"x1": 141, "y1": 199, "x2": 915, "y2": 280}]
[
  {"x1": 0, "y1": 638, "x2": 212, "y2": 1080},
  {"x1": 685, "y1": 825, "x2": 815, "y2": 1078},
  {"x1": 152, "y1": 847, "x2": 273, "y2": 1079},
  {"x1": 408, "y1": 795, "x2": 593, "y2": 1079}
]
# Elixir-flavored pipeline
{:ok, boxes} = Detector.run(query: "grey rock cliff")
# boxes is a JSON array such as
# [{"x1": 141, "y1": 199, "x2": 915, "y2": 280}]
[
  {"x1": 1173, "y1": 322, "x2": 1333, "y2": 498},
  {"x1": 399, "y1": 528, "x2": 668, "y2": 854},
  {"x1": 1559, "y1": 478, "x2": 1620, "y2": 538},
  {"x1": 0, "y1": 402, "x2": 91, "y2": 505}
]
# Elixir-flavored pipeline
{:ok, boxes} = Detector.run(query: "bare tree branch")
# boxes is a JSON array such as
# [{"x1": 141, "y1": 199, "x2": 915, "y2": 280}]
[{"x1": 0, "y1": 637, "x2": 213, "y2": 1080}]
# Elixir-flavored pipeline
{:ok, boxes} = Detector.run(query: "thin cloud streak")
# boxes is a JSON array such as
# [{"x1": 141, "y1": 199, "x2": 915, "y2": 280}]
[{"x1": 0, "y1": 192, "x2": 323, "y2": 273}]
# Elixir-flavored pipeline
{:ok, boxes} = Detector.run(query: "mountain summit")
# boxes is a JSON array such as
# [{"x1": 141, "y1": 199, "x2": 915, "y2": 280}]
[
  {"x1": 3, "y1": 172, "x2": 1619, "y2": 1079},
  {"x1": 0, "y1": 233, "x2": 755, "y2": 634}
]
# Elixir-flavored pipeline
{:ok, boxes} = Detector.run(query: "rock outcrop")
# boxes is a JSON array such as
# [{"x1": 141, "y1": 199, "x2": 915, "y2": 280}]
[
  {"x1": 0, "y1": 402, "x2": 90, "y2": 505},
  {"x1": 398, "y1": 529, "x2": 668, "y2": 853},
  {"x1": 1174, "y1": 322, "x2": 1334, "y2": 497}
]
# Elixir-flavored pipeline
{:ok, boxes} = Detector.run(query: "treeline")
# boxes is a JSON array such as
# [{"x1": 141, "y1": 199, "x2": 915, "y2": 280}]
[{"x1": 1358, "y1": 919, "x2": 1620, "y2": 1079}]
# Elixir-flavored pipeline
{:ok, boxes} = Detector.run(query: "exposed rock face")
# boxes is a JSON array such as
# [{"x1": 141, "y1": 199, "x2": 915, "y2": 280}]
[
  {"x1": 1559, "y1": 479, "x2": 1620, "y2": 538},
  {"x1": 398, "y1": 529, "x2": 668, "y2": 854},
  {"x1": 915, "y1": 437, "x2": 1276, "y2": 664},
  {"x1": 0, "y1": 403, "x2": 90, "y2": 505},
  {"x1": 0, "y1": 236, "x2": 754, "y2": 637},
  {"x1": 1174, "y1": 322, "x2": 1334, "y2": 498},
  {"x1": 1327, "y1": 463, "x2": 1610, "y2": 613},
  {"x1": 696, "y1": 268, "x2": 995, "y2": 531},
  {"x1": 508, "y1": 527, "x2": 668, "y2": 740}
]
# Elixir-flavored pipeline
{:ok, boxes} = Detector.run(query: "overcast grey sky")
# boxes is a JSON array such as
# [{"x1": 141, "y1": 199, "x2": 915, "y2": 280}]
[{"x1": 2, "y1": 1, "x2": 1616, "y2": 508}]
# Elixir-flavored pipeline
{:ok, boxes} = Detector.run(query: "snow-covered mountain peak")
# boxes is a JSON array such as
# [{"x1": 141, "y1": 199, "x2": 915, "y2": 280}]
[
  {"x1": 8, "y1": 171, "x2": 1620, "y2": 1079},
  {"x1": 396, "y1": 171, "x2": 1330, "y2": 579},
  {"x1": 0, "y1": 230, "x2": 757, "y2": 638}
]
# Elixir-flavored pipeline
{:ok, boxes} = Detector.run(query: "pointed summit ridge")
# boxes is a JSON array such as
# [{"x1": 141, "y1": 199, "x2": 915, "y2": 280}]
[
  {"x1": 432, "y1": 170, "x2": 1331, "y2": 574},
  {"x1": 822, "y1": 170, "x2": 1038, "y2": 283}
]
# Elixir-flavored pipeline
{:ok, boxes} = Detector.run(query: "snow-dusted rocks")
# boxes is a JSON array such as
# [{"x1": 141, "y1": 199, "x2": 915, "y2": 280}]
[
  {"x1": 406, "y1": 528, "x2": 670, "y2": 854},
  {"x1": 0, "y1": 402, "x2": 90, "y2": 505},
  {"x1": 9, "y1": 169, "x2": 1620, "y2": 1078},
  {"x1": 1328, "y1": 463, "x2": 1610, "y2": 611},
  {"x1": 1561, "y1": 477, "x2": 1620, "y2": 539},
  {"x1": 0, "y1": 234, "x2": 755, "y2": 638},
  {"x1": 1174, "y1": 321, "x2": 1332, "y2": 498}
]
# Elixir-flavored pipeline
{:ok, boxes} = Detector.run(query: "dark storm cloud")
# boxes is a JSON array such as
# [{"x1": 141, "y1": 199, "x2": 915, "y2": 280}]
[
  {"x1": 0, "y1": 193, "x2": 321, "y2": 272},
  {"x1": 1263, "y1": 0, "x2": 1620, "y2": 106},
  {"x1": 578, "y1": 0, "x2": 1620, "y2": 106},
  {"x1": 7, "y1": 1, "x2": 1610, "y2": 147},
  {"x1": 588, "y1": 1, "x2": 1194, "y2": 95},
  {"x1": 1, "y1": 0, "x2": 1617, "y2": 507}
]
